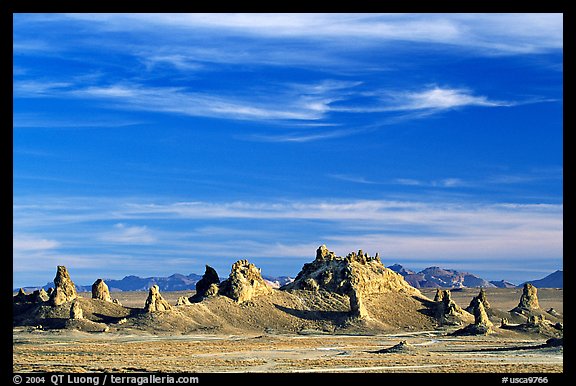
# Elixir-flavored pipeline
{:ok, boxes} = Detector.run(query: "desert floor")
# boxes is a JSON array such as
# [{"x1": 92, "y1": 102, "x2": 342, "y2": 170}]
[{"x1": 13, "y1": 288, "x2": 563, "y2": 373}]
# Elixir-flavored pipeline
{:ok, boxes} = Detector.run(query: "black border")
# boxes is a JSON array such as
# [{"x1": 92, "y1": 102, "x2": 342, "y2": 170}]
[{"x1": 5, "y1": 1, "x2": 571, "y2": 384}]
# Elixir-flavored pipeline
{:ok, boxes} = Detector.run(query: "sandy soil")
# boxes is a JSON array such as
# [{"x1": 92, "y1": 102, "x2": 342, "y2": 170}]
[
  {"x1": 13, "y1": 289, "x2": 563, "y2": 373},
  {"x1": 13, "y1": 328, "x2": 562, "y2": 373}
]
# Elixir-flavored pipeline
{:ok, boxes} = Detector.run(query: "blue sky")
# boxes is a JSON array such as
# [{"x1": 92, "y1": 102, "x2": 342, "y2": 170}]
[{"x1": 13, "y1": 13, "x2": 563, "y2": 288}]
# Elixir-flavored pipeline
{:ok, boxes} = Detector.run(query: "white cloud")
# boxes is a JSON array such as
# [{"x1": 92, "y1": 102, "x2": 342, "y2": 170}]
[
  {"x1": 331, "y1": 86, "x2": 512, "y2": 114},
  {"x1": 18, "y1": 81, "x2": 333, "y2": 122},
  {"x1": 393, "y1": 177, "x2": 468, "y2": 188},
  {"x1": 101, "y1": 223, "x2": 156, "y2": 244},
  {"x1": 58, "y1": 13, "x2": 562, "y2": 54},
  {"x1": 328, "y1": 174, "x2": 379, "y2": 185},
  {"x1": 13, "y1": 196, "x2": 562, "y2": 286},
  {"x1": 245, "y1": 128, "x2": 359, "y2": 143},
  {"x1": 392, "y1": 87, "x2": 511, "y2": 110},
  {"x1": 13, "y1": 235, "x2": 60, "y2": 252}
]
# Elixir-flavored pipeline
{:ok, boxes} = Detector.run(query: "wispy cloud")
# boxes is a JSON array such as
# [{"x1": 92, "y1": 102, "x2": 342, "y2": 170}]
[
  {"x1": 244, "y1": 128, "x2": 361, "y2": 143},
  {"x1": 13, "y1": 112, "x2": 142, "y2": 130},
  {"x1": 13, "y1": 13, "x2": 560, "y2": 142},
  {"x1": 393, "y1": 177, "x2": 468, "y2": 188},
  {"x1": 331, "y1": 86, "x2": 513, "y2": 114},
  {"x1": 13, "y1": 195, "x2": 562, "y2": 286},
  {"x1": 13, "y1": 235, "x2": 60, "y2": 252},
  {"x1": 328, "y1": 174, "x2": 380, "y2": 184},
  {"x1": 389, "y1": 87, "x2": 512, "y2": 110},
  {"x1": 57, "y1": 13, "x2": 562, "y2": 54},
  {"x1": 100, "y1": 223, "x2": 156, "y2": 244}
]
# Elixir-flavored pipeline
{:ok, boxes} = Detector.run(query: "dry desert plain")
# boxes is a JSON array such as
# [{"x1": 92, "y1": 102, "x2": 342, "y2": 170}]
[{"x1": 13, "y1": 287, "x2": 563, "y2": 373}]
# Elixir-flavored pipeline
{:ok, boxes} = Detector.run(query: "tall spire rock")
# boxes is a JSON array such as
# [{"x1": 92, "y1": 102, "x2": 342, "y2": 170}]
[
  {"x1": 144, "y1": 285, "x2": 172, "y2": 312},
  {"x1": 92, "y1": 279, "x2": 112, "y2": 302},
  {"x1": 49, "y1": 266, "x2": 78, "y2": 306},
  {"x1": 466, "y1": 288, "x2": 491, "y2": 314},
  {"x1": 512, "y1": 283, "x2": 540, "y2": 313},
  {"x1": 453, "y1": 297, "x2": 493, "y2": 335},
  {"x1": 436, "y1": 289, "x2": 474, "y2": 325},
  {"x1": 192, "y1": 265, "x2": 220, "y2": 301}
]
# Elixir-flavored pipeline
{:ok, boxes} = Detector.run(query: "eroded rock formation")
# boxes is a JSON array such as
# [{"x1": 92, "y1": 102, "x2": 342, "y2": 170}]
[
  {"x1": 466, "y1": 288, "x2": 491, "y2": 314},
  {"x1": 70, "y1": 300, "x2": 83, "y2": 320},
  {"x1": 49, "y1": 266, "x2": 78, "y2": 306},
  {"x1": 219, "y1": 260, "x2": 272, "y2": 303},
  {"x1": 190, "y1": 265, "x2": 221, "y2": 302},
  {"x1": 176, "y1": 296, "x2": 192, "y2": 306},
  {"x1": 13, "y1": 288, "x2": 28, "y2": 303},
  {"x1": 436, "y1": 289, "x2": 473, "y2": 325},
  {"x1": 512, "y1": 283, "x2": 540, "y2": 313},
  {"x1": 453, "y1": 297, "x2": 493, "y2": 335},
  {"x1": 92, "y1": 279, "x2": 112, "y2": 302},
  {"x1": 283, "y1": 245, "x2": 420, "y2": 319},
  {"x1": 14, "y1": 288, "x2": 50, "y2": 304},
  {"x1": 144, "y1": 285, "x2": 172, "y2": 312}
]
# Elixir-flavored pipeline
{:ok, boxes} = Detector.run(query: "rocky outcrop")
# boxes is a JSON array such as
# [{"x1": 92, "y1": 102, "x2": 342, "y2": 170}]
[
  {"x1": 527, "y1": 314, "x2": 546, "y2": 327},
  {"x1": 176, "y1": 296, "x2": 192, "y2": 306},
  {"x1": 465, "y1": 288, "x2": 491, "y2": 314},
  {"x1": 65, "y1": 300, "x2": 109, "y2": 332},
  {"x1": 435, "y1": 289, "x2": 474, "y2": 325},
  {"x1": 453, "y1": 298, "x2": 493, "y2": 335},
  {"x1": 434, "y1": 288, "x2": 444, "y2": 302},
  {"x1": 92, "y1": 279, "x2": 112, "y2": 302},
  {"x1": 196, "y1": 265, "x2": 220, "y2": 294},
  {"x1": 49, "y1": 266, "x2": 78, "y2": 306},
  {"x1": 14, "y1": 288, "x2": 47, "y2": 303},
  {"x1": 375, "y1": 340, "x2": 419, "y2": 354},
  {"x1": 15, "y1": 288, "x2": 50, "y2": 305},
  {"x1": 205, "y1": 283, "x2": 219, "y2": 297},
  {"x1": 511, "y1": 283, "x2": 540, "y2": 313},
  {"x1": 70, "y1": 300, "x2": 83, "y2": 320},
  {"x1": 13, "y1": 288, "x2": 28, "y2": 303},
  {"x1": 144, "y1": 285, "x2": 172, "y2": 312},
  {"x1": 37, "y1": 289, "x2": 49, "y2": 302},
  {"x1": 190, "y1": 265, "x2": 221, "y2": 302},
  {"x1": 283, "y1": 245, "x2": 420, "y2": 319},
  {"x1": 219, "y1": 260, "x2": 272, "y2": 303}
]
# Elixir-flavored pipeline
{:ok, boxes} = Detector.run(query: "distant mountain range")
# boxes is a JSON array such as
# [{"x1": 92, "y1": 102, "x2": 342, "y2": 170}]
[
  {"x1": 388, "y1": 264, "x2": 495, "y2": 288},
  {"x1": 16, "y1": 266, "x2": 562, "y2": 292},
  {"x1": 19, "y1": 273, "x2": 294, "y2": 293},
  {"x1": 387, "y1": 264, "x2": 563, "y2": 289},
  {"x1": 489, "y1": 280, "x2": 517, "y2": 288},
  {"x1": 521, "y1": 270, "x2": 563, "y2": 288}
]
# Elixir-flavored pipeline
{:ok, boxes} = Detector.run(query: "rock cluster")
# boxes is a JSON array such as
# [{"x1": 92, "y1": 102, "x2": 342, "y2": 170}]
[
  {"x1": 453, "y1": 297, "x2": 493, "y2": 335},
  {"x1": 65, "y1": 300, "x2": 109, "y2": 333},
  {"x1": 176, "y1": 296, "x2": 192, "y2": 306},
  {"x1": 49, "y1": 266, "x2": 78, "y2": 306},
  {"x1": 144, "y1": 285, "x2": 172, "y2": 312},
  {"x1": 190, "y1": 265, "x2": 221, "y2": 302},
  {"x1": 465, "y1": 288, "x2": 491, "y2": 314},
  {"x1": 283, "y1": 245, "x2": 420, "y2": 319},
  {"x1": 527, "y1": 314, "x2": 546, "y2": 327},
  {"x1": 435, "y1": 289, "x2": 473, "y2": 325},
  {"x1": 512, "y1": 283, "x2": 540, "y2": 313},
  {"x1": 219, "y1": 260, "x2": 272, "y2": 303},
  {"x1": 92, "y1": 279, "x2": 112, "y2": 302},
  {"x1": 13, "y1": 288, "x2": 49, "y2": 304}
]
